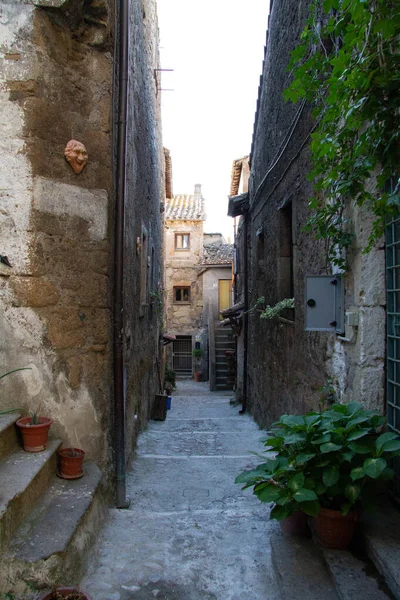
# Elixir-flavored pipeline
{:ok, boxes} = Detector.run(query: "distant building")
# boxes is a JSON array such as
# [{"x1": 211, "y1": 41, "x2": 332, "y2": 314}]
[{"x1": 164, "y1": 187, "x2": 234, "y2": 388}]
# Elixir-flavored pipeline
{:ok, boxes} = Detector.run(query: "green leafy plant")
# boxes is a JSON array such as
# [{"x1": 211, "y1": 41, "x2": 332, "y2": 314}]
[
  {"x1": 259, "y1": 298, "x2": 295, "y2": 320},
  {"x1": 285, "y1": 0, "x2": 400, "y2": 268},
  {"x1": 164, "y1": 365, "x2": 176, "y2": 394},
  {"x1": 236, "y1": 402, "x2": 400, "y2": 520}
]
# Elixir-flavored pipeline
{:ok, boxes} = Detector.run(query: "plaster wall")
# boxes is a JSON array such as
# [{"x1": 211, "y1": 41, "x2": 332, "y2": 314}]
[{"x1": 202, "y1": 266, "x2": 232, "y2": 323}]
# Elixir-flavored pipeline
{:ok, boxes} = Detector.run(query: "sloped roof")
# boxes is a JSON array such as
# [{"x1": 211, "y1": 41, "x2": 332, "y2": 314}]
[
  {"x1": 230, "y1": 155, "x2": 249, "y2": 197},
  {"x1": 203, "y1": 243, "x2": 234, "y2": 265},
  {"x1": 165, "y1": 194, "x2": 205, "y2": 221}
]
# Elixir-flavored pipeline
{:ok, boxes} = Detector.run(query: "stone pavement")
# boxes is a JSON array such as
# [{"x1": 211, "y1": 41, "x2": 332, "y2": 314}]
[{"x1": 80, "y1": 380, "x2": 281, "y2": 599}]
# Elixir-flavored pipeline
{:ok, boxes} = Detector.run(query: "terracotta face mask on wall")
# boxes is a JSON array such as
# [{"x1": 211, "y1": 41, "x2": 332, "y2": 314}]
[{"x1": 64, "y1": 140, "x2": 88, "y2": 174}]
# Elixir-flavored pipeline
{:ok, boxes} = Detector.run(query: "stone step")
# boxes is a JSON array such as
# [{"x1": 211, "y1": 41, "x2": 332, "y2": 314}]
[
  {"x1": 0, "y1": 413, "x2": 20, "y2": 461},
  {"x1": 320, "y1": 543, "x2": 394, "y2": 600},
  {"x1": 0, "y1": 438, "x2": 61, "y2": 550},
  {"x1": 271, "y1": 532, "x2": 339, "y2": 600},
  {"x1": 271, "y1": 524, "x2": 396, "y2": 600},
  {"x1": 1, "y1": 461, "x2": 105, "y2": 596},
  {"x1": 361, "y1": 500, "x2": 400, "y2": 600}
]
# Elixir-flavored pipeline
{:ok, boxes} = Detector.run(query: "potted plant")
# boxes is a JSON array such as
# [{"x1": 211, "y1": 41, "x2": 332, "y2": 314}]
[
  {"x1": 58, "y1": 447, "x2": 85, "y2": 479},
  {"x1": 236, "y1": 402, "x2": 400, "y2": 547},
  {"x1": 39, "y1": 588, "x2": 92, "y2": 599},
  {"x1": 192, "y1": 347, "x2": 202, "y2": 382},
  {"x1": 16, "y1": 406, "x2": 53, "y2": 453}
]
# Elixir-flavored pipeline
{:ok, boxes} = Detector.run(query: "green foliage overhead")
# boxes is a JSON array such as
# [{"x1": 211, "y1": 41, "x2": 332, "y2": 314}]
[
  {"x1": 235, "y1": 402, "x2": 400, "y2": 520},
  {"x1": 285, "y1": 0, "x2": 400, "y2": 268}
]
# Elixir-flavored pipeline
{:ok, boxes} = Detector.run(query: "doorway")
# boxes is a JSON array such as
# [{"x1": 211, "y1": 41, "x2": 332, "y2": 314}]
[
  {"x1": 218, "y1": 279, "x2": 232, "y2": 319},
  {"x1": 172, "y1": 335, "x2": 192, "y2": 375}
]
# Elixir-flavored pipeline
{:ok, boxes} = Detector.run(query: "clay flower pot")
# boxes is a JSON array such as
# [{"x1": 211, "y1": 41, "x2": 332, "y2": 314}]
[
  {"x1": 58, "y1": 448, "x2": 85, "y2": 480},
  {"x1": 315, "y1": 507, "x2": 358, "y2": 549},
  {"x1": 194, "y1": 371, "x2": 202, "y2": 382},
  {"x1": 279, "y1": 510, "x2": 309, "y2": 537},
  {"x1": 16, "y1": 416, "x2": 53, "y2": 452},
  {"x1": 39, "y1": 587, "x2": 92, "y2": 600}
]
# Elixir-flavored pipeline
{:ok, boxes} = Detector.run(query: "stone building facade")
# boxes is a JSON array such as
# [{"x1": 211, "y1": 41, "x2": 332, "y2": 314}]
[
  {"x1": 228, "y1": 0, "x2": 386, "y2": 425},
  {"x1": 164, "y1": 186, "x2": 206, "y2": 375},
  {"x1": 164, "y1": 188, "x2": 234, "y2": 380},
  {"x1": 0, "y1": 0, "x2": 164, "y2": 471}
]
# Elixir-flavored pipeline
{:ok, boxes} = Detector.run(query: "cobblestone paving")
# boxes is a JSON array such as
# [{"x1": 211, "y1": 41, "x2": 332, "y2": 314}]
[{"x1": 80, "y1": 380, "x2": 280, "y2": 599}]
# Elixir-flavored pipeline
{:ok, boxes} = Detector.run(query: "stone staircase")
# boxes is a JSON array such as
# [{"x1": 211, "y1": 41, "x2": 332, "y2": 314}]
[
  {"x1": 271, "y1": 502, "x2": 400, "y2": 600},
  {"x1": 0, "y1": 412, "x2": 105, "y2": 598},
  {"x1": 214, "y1": 326, "x2": 235, "y2": 390}
]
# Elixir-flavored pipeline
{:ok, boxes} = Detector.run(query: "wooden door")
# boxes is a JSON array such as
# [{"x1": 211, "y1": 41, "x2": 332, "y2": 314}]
[{"x1": 218, "y1": 279, "x2": 232, "y2": 319}]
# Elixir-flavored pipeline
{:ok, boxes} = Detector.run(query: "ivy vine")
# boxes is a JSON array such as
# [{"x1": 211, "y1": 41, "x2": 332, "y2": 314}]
[{"x1": 285, "y1": 0, "x2": 400, "y2": 269}]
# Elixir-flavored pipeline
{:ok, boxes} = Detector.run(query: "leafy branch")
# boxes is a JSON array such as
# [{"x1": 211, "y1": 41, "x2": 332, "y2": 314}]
[{"x1": 285, "y1": 0, "x2": 400, "y2": 269}]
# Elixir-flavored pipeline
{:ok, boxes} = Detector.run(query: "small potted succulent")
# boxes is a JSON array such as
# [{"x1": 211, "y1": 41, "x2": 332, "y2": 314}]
[
  {"x1": 236, "y1": 402, "x2": 400, "y2": 548},
  {"x1": 16, "y1": 409, "x2": 53, "y2": 453}
]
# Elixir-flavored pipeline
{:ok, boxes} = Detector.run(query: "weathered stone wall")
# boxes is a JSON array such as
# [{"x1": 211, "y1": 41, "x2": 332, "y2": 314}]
[
  {"x1": 122, "y1": 0, "x2": 164, "y2": 457},
  {"x1": 0, "y1": 0, "x2": 164, "y2": 466},
  {"x1": 246, "y1": 0, "x2": 385, "y2": 425}
]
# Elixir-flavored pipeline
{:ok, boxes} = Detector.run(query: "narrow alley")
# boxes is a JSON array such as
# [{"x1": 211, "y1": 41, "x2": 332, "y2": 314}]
[{"x1": 80, "y1": 381, "x2": 281, "y2": 600}]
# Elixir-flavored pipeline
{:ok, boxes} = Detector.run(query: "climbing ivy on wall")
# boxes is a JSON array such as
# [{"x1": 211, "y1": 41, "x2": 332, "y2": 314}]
[{"x1": 285, "y1": 0, "x2": 400, "y2": 268}]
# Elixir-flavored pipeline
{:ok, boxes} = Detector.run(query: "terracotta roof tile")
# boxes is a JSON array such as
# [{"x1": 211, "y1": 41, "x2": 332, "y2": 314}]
[
  {"x1": 203, "y1": 243, "x2": 234, "y2": 265},
  {"x1": 165, "y1": 194, "x2": 205, "y2": 221}
]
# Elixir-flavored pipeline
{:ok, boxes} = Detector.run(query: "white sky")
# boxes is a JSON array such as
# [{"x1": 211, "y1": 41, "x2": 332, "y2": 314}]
[{"x1": 157, "y1": 0, "x2": 271, "y2": 242}]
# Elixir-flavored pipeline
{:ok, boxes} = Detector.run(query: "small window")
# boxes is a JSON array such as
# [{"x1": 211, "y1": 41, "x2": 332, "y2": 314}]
[
  {"x1": 175, "y1": 233, "x2": 190, "y2": 251},
  {"x1": 174, "y1": 286, "x2": 191, "y2": 303}
]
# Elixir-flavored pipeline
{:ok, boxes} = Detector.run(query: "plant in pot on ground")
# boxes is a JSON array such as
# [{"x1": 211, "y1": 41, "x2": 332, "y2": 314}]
[
  {"x1": 236, "y1": 402, "x2": 400, "y2": 547},
  {"x1": 192, "y1": 348, "x2": 202, "y2": 382}
]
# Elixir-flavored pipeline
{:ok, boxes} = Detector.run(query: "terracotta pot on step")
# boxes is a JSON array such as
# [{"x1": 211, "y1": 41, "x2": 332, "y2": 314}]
[
  {"x1": 315, "y1": 507, "x2": 358, "y2": 549},
  {"x1": 279, "y1": 510, "x2": 309, "y2": 536},
  {"x1": 58, "y1": 448, "x2": 85, "y2": 480},
  {"x1": 16, "y1": 416, "x2": 53, "y2": 452},
  {"x1": 39, "y1": 587, "x2": 92, "y2": 600},
  {"x1": 194, "y1": 371, "x2": 202, "y2": 382}
]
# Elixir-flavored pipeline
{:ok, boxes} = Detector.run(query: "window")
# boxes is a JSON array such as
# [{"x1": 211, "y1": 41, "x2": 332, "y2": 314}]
[
  {"x1": 175, "y1": 233, "x2": 190, "y2": 251},
  {"x1": 174, "y1": 286, "x2": 191, "y2": 303}
]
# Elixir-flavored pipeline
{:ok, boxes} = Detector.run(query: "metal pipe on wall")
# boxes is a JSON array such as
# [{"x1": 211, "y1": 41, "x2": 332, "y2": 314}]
[{"x1": 113, "y1": 0, "x2": 130, "y2": 509}]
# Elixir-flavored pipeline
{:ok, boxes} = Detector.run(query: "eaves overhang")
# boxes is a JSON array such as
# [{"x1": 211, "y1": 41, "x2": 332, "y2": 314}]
[{"x1": 227, "y1": 192, "x2": 249, "y2": 218}]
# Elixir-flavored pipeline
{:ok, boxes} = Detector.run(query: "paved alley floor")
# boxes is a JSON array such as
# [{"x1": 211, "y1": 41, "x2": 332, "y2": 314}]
[{"x1": 80, "y1": 381, "x2": 281, "y2": 600}]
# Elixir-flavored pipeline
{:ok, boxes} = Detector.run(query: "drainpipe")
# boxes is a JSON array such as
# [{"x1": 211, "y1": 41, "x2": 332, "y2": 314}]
[
  {"x1": 240, "y1": 208, "x2": 249, "y2": 414},
  {"x1": 113, "y1": 0, "x2": 130, "y2": 509}
]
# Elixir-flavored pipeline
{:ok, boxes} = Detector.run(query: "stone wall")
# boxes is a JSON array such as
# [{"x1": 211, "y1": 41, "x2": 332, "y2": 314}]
[
  {"x1": 244, "y1": 0, "x2": 385, "y2": 426},
  {"x1": 122, "y1": 0, "x2": 164, "y2": 456},
  {"x1": 0, "y1": 0, "x2": 164, "y2": 467}
]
